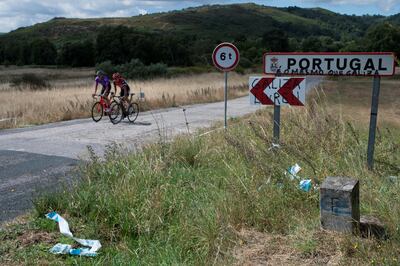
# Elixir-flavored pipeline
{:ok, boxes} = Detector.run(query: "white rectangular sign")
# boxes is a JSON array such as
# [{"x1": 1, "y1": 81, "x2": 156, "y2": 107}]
[
  {"x1": 264, "y1": 52, "x2": 395, "y2": 76},
  {"x1": 249, "y1": 76, "x2": 306, "y2": 106}
]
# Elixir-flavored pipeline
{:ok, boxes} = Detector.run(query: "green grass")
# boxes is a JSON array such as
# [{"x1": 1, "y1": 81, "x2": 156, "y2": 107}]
[{"x1": 0, "y1": 91, "x2": 399, "y2": 264}]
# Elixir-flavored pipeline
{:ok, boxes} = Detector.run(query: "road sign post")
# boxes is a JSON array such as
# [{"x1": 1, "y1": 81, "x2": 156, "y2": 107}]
[
  {"x1": 224, "y1": 71, "x2": 228, "y2": 129},
  {"x1": 250, "y1": 77, "x2": 307, "y2": 144},
  {"x1": 367, "y1": 75, "x2": 381, "y2": 170},
  {"x1": 212, "y1": 42, "x2": 240, "y2": 129},
  {"x1": 263, "y1": 52, "x2": 395, "y2": 170},
  {"x1": 273, "y1": 105, "x2": 280, "y2": 143}
]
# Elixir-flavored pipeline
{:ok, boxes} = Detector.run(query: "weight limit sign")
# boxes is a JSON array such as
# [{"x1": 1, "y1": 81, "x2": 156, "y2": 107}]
[
  {"x1": 212, "y1": 42, "x2": 240, "y2": 129},
  {"x1": 212, "y1": 43, "x2": 240, "y2": 72}
]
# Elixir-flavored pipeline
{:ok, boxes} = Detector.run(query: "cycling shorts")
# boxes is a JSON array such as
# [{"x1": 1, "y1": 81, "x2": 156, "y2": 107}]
[
  {"x1": 101, "y1": 83, "x2": 111, "y2": 96},
  {"x1": 120, "y1": 85, "x2": 130, "y2": 97}
]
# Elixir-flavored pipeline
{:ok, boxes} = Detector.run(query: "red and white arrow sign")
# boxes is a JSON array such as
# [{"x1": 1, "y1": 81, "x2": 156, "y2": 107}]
[
  {"x1": 249, "y1": 77, "x2": 306, "y2": 106},
  {"x1": 249, "y1": 77, "x2": 274, "y2": 105}
]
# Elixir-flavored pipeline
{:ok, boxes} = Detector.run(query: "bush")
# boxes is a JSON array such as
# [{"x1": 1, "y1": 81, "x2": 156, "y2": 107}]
[
  {"x1": 96, "y1": 59, "x2": 168, "y2": 80},
  {"x1": 167, "y1": 66, "x2": 210, "y2": 77},
  {"x1": 239, "y1": 57, "x2": 253, "y2": 68},
  {"x1": 118, "y1": 59, "x2": 168, "y2": 79},
  {"x1": 95, "y1": 60, "x2": 117, "y2": 77},
  {"x1": 10, "y1": 73, "x2": 50, "y2": 90}
]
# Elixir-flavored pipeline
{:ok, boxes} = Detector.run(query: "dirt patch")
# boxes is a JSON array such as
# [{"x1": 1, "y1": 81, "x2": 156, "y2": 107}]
[
  {"x1": 232, "y1": 229, "x2": 343, "y2": 266},
  {"x1": 17, "y1": 231, "x2": 56, "y2": 247}
]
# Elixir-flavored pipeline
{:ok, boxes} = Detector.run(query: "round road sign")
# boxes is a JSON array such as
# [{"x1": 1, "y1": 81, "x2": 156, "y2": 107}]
[{"x1": 212, "y1": 42, "x2": 240, "y2": 72}]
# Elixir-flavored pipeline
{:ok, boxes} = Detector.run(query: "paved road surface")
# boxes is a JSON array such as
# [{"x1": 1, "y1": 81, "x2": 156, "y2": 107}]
[
  {"x1": 0, "y1": 97, "x2": 261, "y2": 224},
  {"x1": 0, "y1": 151, "x2": 77, "y2": 223}
]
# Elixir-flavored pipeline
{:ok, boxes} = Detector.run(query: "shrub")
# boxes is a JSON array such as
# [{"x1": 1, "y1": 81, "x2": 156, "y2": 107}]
[
  {"x1": 10, "y1": 73, "x2": 50, "y2": 90},
  {"x1": 96, "y1": 59, "x2": 168, "y2": 80},
  {"x1": 95, "y1": 60, "x2": 117, "y2": 77},
  {"x1": 118, "y1": 59, "x2": 168, "y2": 79}
]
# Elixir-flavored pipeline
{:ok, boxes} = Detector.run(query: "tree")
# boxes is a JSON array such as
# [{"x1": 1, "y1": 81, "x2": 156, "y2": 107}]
[
  {"x1": 365, "y1": 22, "x2": 400, "y2": 55},
  {"x1": 59, "y1": 41, "x2": 94, "y2": 67},
  {"x1": 30, "y1": 39, "x2": 57, "y2": 65},
  {"x1": 262, "y1": 29, "x2": 289, "y2": 52},
  {"x1": 3, "y1": 40, "x2": 21, "y2": 64},
  {"x1": 0, "y1": 41, "x2": 4, "y2": 63},
  {"x1": 156, "y1": 34, "x2": 193, "y2": 66},
  {"x1": 95, "y1": 26, "x2": 133, "y2": 65},
  {"x1": 301, "y1": 36, "x2": 322, "y2": 52}
]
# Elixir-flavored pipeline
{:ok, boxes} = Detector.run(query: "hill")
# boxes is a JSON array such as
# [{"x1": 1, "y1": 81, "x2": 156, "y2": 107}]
[
  {"x1": 0, "y1": 3, "x2": 399, "y2": 68},
  {"x1": 3, "y1": 4, "x2": 391, "y2": 43}
]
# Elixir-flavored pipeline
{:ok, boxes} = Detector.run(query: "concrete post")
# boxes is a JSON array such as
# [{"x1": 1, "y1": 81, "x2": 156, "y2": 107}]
[{"x1": 320, "y1": 176, "x2": 360, "y2": 234}]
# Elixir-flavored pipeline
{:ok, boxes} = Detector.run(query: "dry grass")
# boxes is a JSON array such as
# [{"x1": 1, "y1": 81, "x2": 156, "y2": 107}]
[
  {"x1": 309, "y1": 77, "x2": 400, "y2": 128},
  {"x1": 0, "y1": 66, "x2": 93, "y2": 82},
  {"x1": 0, "y1": 70, "x2": 247, "y2": 129},
  {"x1": 1, "y1": 67, "x2": 398, "y2": 130},
  {"x1": 232, "y1": 229, "x2": 342, "y2": 266}
]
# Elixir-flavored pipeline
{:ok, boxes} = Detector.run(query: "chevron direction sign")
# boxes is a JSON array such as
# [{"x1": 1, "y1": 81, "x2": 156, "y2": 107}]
[{"x1": 249, "y1": 77, "x2": 306, "y2": 106}]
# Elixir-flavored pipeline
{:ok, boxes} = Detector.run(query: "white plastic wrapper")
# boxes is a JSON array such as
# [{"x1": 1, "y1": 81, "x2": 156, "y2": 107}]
[
  {"x1": 46, "y1": 212, "x2": 101, "y2": 256},
  {"x1": 286, "y1": 163, "x2": 302, "y2": 180}
]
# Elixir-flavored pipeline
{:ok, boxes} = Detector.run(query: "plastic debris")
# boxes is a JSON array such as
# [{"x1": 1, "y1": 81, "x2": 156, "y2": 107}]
[
  {"x1": 46, "y1": 212, "x2": 101, "y2": 257},
  {"x1": 286, "y1": 163, "x2": 302, "y2": 180},
  {"x1": 268, "y1": 143, "x2": 281, "y2": 151},
  {"x1": 49, "y1": 243, "x2": 73, "y2": 255},
  {"x1": 299, "y1": 179, "x2": 312, "y2": 192}
]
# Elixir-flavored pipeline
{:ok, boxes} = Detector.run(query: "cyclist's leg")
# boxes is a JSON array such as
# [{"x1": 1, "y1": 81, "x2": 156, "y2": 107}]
[
  {"x1": 102, "y1": 87, "x2": 111, "y2": 111},
  {"x1": 119, "y1": 85, "x2": 128, "y2": 110},
  {"x1": 123, "y1": 85, "x2": 130, "y2": 109},
  {"x1": 106, "y1": 83, "x2": 112, "y2": 107}
]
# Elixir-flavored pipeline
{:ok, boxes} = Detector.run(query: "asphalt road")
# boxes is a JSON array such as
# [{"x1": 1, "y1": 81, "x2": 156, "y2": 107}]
[
  {"x1": 0, "y1": 96, "x2": 261, "y2": 224},
  {"x1": 0, "y1": 150, "x2": 77, "y2": 223}
]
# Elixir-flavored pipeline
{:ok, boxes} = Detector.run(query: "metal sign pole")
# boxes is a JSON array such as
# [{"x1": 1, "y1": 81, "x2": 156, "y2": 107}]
[
  {"x1": 212, "y1": 43, "x2": 239, "y2": 130},
  {"x1": 273, "y1": 71, "x2": 281, "y2": 144},
  {"x1": 367, "y1": 75, "x2": 381, "y2": 170},
  {"x1": 273, "y1": 105, "x2": 280, "y2": 143},
  {"x1": 224, "y1": 71, "x2": 228, "y2": 129}
]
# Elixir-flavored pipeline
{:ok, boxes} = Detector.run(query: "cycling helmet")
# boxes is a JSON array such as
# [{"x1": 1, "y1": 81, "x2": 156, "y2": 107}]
[
  {"x1": 96, "y1": 70, "x2": 105, "y2": 76},
  {"x1": 112, "y1": 72, "x2": 122, "y2": 80}
]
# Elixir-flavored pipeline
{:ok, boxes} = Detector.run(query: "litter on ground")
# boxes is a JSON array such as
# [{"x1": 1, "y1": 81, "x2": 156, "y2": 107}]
[
  {"x1": 286, "y1": 163, "x2": 302, "y2": 180},
  {"x1": 46, "y1": 212, "x2": 101, "y2": 257},
  {"x1": 299, "y1": 179, "x2": 312, "y2": 192}
]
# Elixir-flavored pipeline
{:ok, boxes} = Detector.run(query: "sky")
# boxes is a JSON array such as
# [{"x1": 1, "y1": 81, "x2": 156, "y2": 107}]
[{"x1": 0, "y1": 0, "x2": 399, "y2": 33}]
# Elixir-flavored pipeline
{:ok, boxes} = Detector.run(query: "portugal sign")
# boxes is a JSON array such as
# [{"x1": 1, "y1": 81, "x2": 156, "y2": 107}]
[{"x1": 264, "y1": 52, "x2": 395, "y2": 76}]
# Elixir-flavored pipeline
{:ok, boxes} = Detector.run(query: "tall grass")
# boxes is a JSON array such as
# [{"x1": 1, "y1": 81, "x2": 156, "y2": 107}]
[
  {"x1": 0, "y1": 72, "x2": 247, "y2": 129},
  {"x1": 26, "y1": 90, "x2": 400, "y2": 265}
]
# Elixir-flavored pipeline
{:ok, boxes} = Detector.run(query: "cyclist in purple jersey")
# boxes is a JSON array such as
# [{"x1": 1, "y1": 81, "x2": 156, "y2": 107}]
[{"x1": 92, "y1": 70, "x2": 112, "y2": 111}]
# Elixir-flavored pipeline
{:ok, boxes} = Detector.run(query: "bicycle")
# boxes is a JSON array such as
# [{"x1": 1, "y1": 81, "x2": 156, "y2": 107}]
[
  {"x1": 109, "y1": 93, "x2": 139, "y2": 124},
  {"x1": 91, "y1": 94, "x2": 112, "y2": 122}
]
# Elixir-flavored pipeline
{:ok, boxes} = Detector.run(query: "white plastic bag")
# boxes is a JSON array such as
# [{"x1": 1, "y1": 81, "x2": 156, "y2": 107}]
[{"x1": 46, "y1": 212, "x2": 101, "y2": 257}]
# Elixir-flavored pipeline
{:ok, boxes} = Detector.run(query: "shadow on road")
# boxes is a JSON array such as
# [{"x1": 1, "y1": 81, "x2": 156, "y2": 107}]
[{"x1": 120, "y1": 121, "x2": 152, "y2": 126}]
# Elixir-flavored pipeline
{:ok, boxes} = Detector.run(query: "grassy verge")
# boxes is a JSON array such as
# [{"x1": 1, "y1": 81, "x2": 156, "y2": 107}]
[{"x1": 0, "y1": 90, "x2": 399, "y2": 265}]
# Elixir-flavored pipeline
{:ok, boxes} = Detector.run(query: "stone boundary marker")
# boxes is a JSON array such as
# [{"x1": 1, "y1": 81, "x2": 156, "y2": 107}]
[
  {"x1": 320, "y1": 176, "x2": 360, "y2": 234},
  {"x1": 320, "y1": 176, "x2": 386, "y2": 239}
]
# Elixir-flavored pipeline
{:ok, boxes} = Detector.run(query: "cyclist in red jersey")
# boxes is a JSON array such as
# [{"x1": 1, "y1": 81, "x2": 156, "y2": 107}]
[{"x1": 112, "y1": 73, "x2": 131, "y2": 109}]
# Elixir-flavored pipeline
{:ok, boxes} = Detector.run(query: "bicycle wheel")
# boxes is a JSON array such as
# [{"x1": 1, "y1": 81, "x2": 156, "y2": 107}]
[
  {"x1": 91, "y1": 102, "x2": 103, "y2": 122},
  {"x1": 127, "y1": 102, "x2": 139, "y2": 123},
  {"x1": 109, "y1": 102, "x2": 123, "y2": 124}
]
